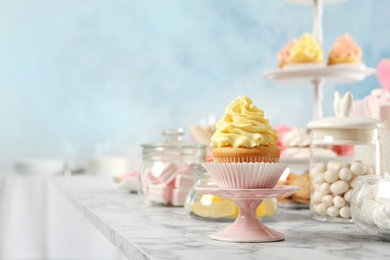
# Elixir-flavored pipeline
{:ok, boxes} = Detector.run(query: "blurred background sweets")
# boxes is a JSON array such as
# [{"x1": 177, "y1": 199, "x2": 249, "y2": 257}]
[{"x1": 1, "y1": 0, "x2": 389, "y2": 174}]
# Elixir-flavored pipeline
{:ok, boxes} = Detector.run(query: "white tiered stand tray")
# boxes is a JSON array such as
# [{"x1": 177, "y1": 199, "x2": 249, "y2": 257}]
[{"x1": 263, "y1": 66, "x2": 376, "y2": 85}]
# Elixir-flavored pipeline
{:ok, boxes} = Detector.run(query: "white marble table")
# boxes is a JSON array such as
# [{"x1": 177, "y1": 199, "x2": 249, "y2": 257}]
[{"x1": 59, "y1": 177, "x2": 390, "y2": 260}]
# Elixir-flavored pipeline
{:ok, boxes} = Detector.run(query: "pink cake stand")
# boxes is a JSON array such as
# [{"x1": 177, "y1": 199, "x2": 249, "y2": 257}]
[{"x1": 195, "y1": 185, "x2": 299, "y2": 243}]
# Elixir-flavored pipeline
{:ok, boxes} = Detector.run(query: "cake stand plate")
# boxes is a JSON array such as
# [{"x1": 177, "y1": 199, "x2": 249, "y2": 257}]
[
  {"x1": 285, "y1": 0, "x2": 348, "y2": 5},
  {"x1": 263, "y1": 66, "x2": 376, "y2": 85},
  {"x1": 195, "y1": 185, "x2": 299, "y2": 243}
]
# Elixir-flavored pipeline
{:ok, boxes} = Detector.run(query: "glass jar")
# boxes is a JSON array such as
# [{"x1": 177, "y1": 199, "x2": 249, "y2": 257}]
[
  {"x1": 139, "y1": 129, "x2": 206, "y2": 206},
  {"x1": 350, "y1": 175, "x2": 390, "y2": 241},
  {"x1": 307, "y1": 117, "x2": 383, "y2": 223},
  {"x1": 184, "y1": 164, "x2": 278, "y2": 222}
]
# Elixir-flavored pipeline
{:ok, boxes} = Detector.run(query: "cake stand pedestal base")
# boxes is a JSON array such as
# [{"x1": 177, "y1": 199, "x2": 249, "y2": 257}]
[{"x1": 195, "y1": 185, "x2": 298, "y2": 243}]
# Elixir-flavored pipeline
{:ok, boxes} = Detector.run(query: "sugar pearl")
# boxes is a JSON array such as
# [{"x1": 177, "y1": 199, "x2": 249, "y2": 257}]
[
  {"x1": 344, "y1": 189, "x2": 354, "y2": 202},
  {"x1": 319, "y1": 182, "x2": 330, "y2": 195},
  {"x1": 350, "y1": 177, "x2": 357, "y2": 188},
  {"x1": 339, "y1": 168, "x2": 353, "y2": 181},
  {"x1": 312, "y1": 162, "x2": 326, "y2": 174},
  {"x1": 351, "y1": 161, "x2": 366, "y2": 176},
  {"x1": 326, "y1": 161, "x2": 336, "y2": 170},
  {"x1": 340, "y1": 206, "x2": 351, "y2": 218},
  {"x1": 321, "y1": 194, "x2": 333, "y2": 207},
  {"x1": 316, "y1": 203, "x2": 328, "y2": 216},
  {"x1": 333, "y1": 196, "x2": 346, "y2": 208},
  {"x1": 330, "y1": 180, "x2": 349, "y2": 195},
  {"x1": 324, "y1": 169, "x2": 339, "y2": 183},
  {"x1": 313, "y1": 173, "x2": 325, "y2": 185},
  {"x1": 311, "y1": 191, "x2": 322, "y2": 203},
  {"x1": 328, "y1": 161, "x2": 342, "y2": 172},
  {"x1": 327, "y1": 206, "x2": 339, "y2": 217},
  {"x1": 341, "y1": 162, "x2": 351, "y2": 169}
]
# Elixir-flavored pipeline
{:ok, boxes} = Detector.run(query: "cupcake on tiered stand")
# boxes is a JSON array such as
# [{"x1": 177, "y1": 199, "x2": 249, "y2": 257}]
[{"x1": 196, "y1": 96, "x2": 299, "y2": 242}]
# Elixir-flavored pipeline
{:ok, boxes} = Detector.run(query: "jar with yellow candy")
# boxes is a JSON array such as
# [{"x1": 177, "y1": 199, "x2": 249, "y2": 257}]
[{"x1": 184, "y1": 164, "x2": 278, "y2": 222}]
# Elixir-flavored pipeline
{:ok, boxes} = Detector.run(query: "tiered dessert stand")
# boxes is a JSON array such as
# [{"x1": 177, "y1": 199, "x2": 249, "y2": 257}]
[
  {"x1": 195, "y1": 185, "x2": 298, "y2": 242},
  {"x1": 263, "y1": 0, "x2": 376, "y2": 119}
]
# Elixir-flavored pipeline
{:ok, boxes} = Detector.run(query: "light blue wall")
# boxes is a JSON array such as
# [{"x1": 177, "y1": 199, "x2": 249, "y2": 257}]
[{"x1": 0, "y1": 0, "x2": 389, "y2": 171}]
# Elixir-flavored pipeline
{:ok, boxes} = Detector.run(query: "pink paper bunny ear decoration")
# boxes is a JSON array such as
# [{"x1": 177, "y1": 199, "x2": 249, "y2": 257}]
[{"x1": 377, "y1": 59, "x2": 390, "y2": 91}]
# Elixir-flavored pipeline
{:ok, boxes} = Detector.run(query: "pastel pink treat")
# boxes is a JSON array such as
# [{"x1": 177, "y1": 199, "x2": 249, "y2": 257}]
[
  {"x1": 277, "y1": 39, "x2": 297, "y2": 68},
  {"x1": 353, "y1": 99, "x2": 367, "y2": 117},
  {"x1": 275, "y1": 125, "x2": 293, "y2": 152},
  {"x1": 174, "y1": 174, "x2": 195, "y2": 188},
  {"x1": 147, "y1": 184, "x2": 172, "y2": 204},
  {"x1": 328, "y1": 34, "x2": 362, "y2": 65},
  {"x1": 120, "y1": 170, "x2": 139, "y2": 182},
  {"x1": 377, "y1": 59, "x2": 390, "y2": 91},
  {"x1": 152, "y1": 163, "x2": 179, "y2": 184},
  {"x1": 171, "y1": 187, "x2": 191, "y2": 206}
]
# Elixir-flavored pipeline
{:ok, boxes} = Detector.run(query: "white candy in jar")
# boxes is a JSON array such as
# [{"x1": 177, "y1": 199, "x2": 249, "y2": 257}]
[
  {"x1": 324, "y1": 169, "x2": 339, "y2": 183},
  {"x1": 311, "y1": 160, "x2": 374, "y2": 220}
]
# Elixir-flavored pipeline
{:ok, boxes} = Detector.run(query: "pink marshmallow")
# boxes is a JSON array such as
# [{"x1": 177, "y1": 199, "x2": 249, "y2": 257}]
[
  {"x1": 152, "y1": 163, "x2": 179, "y2": 184},
  {"x1": 353, "y1": 99, "x2": 367, "y2": 117},
  {"x1": 147, "y1": 184, "x2": 172, "y2": 204},
  {"x1": 171, "y1": 187, "x2": 191, "y2": 206},
  {"x1": 174, "y1": 174, "x2": 195, "y2": 188}
]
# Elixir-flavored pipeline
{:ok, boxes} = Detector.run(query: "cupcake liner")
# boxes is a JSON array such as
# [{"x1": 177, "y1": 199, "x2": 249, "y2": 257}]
[
  {"x1": 213, "y1": 156, "x2": 279, "y2": 163},
  {"x1": 202, "y1": 162, "x2": 288, "y2": 189}
]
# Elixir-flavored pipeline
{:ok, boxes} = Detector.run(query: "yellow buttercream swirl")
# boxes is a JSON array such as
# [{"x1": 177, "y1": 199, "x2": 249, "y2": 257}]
[
  {"x1": 211, "y1": 96, "x2": 278, "y2": 148},
  {"x1": 290, "y1": 33, "x2": 323, "y2": 63}
]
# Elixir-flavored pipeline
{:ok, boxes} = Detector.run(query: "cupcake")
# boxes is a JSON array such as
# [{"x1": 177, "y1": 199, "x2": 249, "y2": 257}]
[
  {"x1": 328, "y1": 34, "x2": 364, "y2": 67},
  {"x1": 277, "y1": 39, "x2": 297, "y2": 68},
  {"x1": 210, "y1": 96, "x2": 280, "y2": 163},
  {"x1": 204, "y1": 96, "x2": 286, "y2": 189},
  {"x1": 286, "y1": 33, "x2": 324, "y2": 68}
]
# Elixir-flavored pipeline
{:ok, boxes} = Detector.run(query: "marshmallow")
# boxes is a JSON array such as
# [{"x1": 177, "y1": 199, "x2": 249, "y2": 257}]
[
  {"x1": 147, "y1": 184, "x2": 172, "y2": 204},
  {"x1": 171, "y1": 187, "x2": 191, "y2": 206},
  {"x1": 373, "y1": 204, "x2": 390, "y2": 230},
  {"x1": 152, "y1": 163, "x2": 179, "y2": 184},
  {"x1": 174, "y1": 174, "x2": 195, "y2": 188},
  {"x1": 360, "y1": 199, "x2": 380, "y2": 226}
]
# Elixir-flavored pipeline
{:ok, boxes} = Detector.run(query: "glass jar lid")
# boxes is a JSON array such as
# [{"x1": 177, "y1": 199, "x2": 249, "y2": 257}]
[
  {"x1": 307, "y1": 117, "x2": 383, "y2": 130},
  {"x1": 141, "y1": 128, "x2": 206, "y2": 162}
]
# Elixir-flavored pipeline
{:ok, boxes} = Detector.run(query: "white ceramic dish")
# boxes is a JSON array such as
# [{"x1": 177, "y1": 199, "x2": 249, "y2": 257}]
[{"x1": 15, "y1": 158, "x2": 65, "y2": 175}]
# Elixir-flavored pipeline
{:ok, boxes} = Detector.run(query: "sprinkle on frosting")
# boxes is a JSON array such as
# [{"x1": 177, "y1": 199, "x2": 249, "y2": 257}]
[
  {"x1": 289, "y1": 33, "x2": 323, "y2": 63},
  {"x1": 328, "y1": 34, "x2": 362, "y2": 62},
  {"x1": 211, "y1": 96, "x2": 278, "y2": 148}
]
